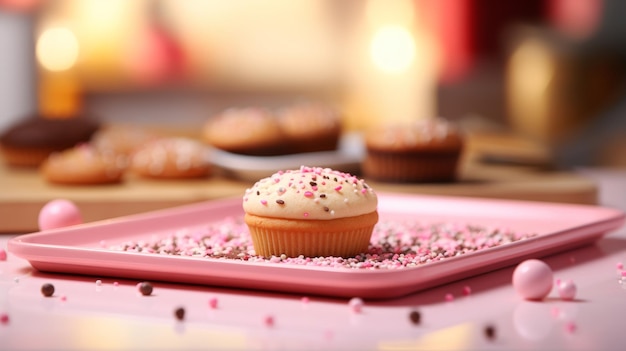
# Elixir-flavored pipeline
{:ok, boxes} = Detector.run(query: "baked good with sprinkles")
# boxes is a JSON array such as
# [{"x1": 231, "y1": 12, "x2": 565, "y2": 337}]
[
  {"x1": 243, "y1": 166, "x2": 378, "y2": 258},
  {"x1": 40, "y1": 143, "x2": 125, "y2": 185},
  {"x1": 362, "y1": 117, "x2": 464, "y2": 183},
  {"x1": 277, "y1": 100, "x2": 343, "y2": 154},
  {"x1": 129, "y1": 137, "x2": 212, "y2": 179},
  {"x1": 202, "y1": 107, "x2": 285, "y2": 156}
]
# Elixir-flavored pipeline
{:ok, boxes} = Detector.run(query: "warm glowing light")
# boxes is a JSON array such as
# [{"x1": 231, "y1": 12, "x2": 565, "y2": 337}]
[
  {"x1": 370, "y1": 25, "x2": 416, "y2": 74},
  {"x1": 510, "y1": 39, "x2": 554, "y2": 94},
  {"x1": 36, "y1": 27, "x2": 79, "y2": 72}
]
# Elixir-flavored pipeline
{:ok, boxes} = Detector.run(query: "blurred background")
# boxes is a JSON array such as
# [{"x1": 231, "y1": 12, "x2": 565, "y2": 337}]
[{"x1": 1, "y1": 0, "x2": 626, "y2": 168}]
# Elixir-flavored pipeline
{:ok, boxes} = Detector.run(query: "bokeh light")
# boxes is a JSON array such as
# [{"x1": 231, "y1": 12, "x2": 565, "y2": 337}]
[
  {"x1": 370, "y1": 25, "x2": 416, "y2": 74},
  {"x1": 36, "y1": 27, "x2": 79, "y2": 72}
]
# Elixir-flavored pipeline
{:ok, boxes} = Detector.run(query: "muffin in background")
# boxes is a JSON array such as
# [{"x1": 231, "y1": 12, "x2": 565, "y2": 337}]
[
  {"x1": 202, "y1": 107, "x2": 285, "y2": 156},
  {"x1": 243, "y1": 166, "x2": 378, "y2": 258},
  {"x1": 362, "y1": 117, "x2": 464, "y2": 183},
  {"x1": 277, "y1": 100, "x2": 342, "y2": 154}
]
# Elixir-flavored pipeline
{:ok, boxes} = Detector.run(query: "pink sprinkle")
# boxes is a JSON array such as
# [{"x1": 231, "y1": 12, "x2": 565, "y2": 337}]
[
  {"x1": 621, "y1": 271, "x2": 626, "y2": 277},
  {"x1": 208, "y1": 297, "x2": 218, "y2": 309},
  {"x1": 361, "y1": 189, "x2": 367, "y2": 194},
  {"x1": 565, "y1": 321, "x2": 577, "y2": 333},
  {"x1": 304, "y1": 191, "x2": 314, "y2": 197},
  {"x1": 260, "y1": 200, "x2": 268, "y2": 205},
  {"x1": 0, "y1": 313, "x2": 8, "y2": 325},
  {"x1": 462, "y1": 286, "x2": 471, "y2": 296},
  {"x1": 60, "y1": 295, "x2": 67, "y2": 302},
  {"x1": 264, "y1": 315, "x2": 274, "y2": 327},
  {"x1": 445, "y1": 293, "x2": 454, "y2": 301},
  {"x1": 349, "y1": 297, "x2": 364, "y2": 313},
  {"x1": 550, "y1": 307, "x2": 561, "y2": 318},
  {"x1": 0, "y1": 248, "x2": 6, "y2": 261},
  {"x1": 617, "y1": 262, "x2": 624, "y2": 270},
  {"x1": 301, "y1": 296, "x2": 310, "y2": 304},
  {"x1": 113, "y1": 282, "x2": 119, "y2": 287},
  {"x1": 334, "y1": 186, "x2": 342, "y2": 191},
  {"x1": 303, "y1": 212, "x2": 309, "y2": 217}
]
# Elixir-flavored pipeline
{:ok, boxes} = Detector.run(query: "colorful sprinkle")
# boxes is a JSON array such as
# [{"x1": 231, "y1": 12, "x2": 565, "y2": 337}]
[
  {"x1": 0, "y1": 248, "x2": 7, "y2": 261},
  {"x1": 565, "y1": 321, "x2": 577, "y2": 333},
  {"x1": 408, "y1": 310, "x2": 421, "y2": 325},
  {"x1": 174, "y1": 307, "x2": 185, "y2": 321},
  {"x1": 0, "y1": 313, "x2": 9, "y2": 325},
  {"x1": 264, "y1": 315, "x2": 275, "y2": 327},
  {"x1": 349, "y1": 297, "x2": 364, "y2": 313},
  {"x1": 41, "y1": 283, "x2": 55, "y2": 297},
  {"x1": 107, "y1": 217, "x2": 538, "y2": 271},
  {"x1": 208, "y1": 297, "x2": 218, "y2": 309},
  {"x1": 137, "y1": 282, "x2": 153, "y2": 296},
  {"x1": 484, "y1": 324, "x2": 496, "y2": 340},
  {"x1": 462, "y1": 285, "x2": 472, "y2": 296}
]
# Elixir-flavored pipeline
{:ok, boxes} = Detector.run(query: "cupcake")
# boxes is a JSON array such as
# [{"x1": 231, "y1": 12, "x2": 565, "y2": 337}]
[
  {"x1": 277, "y1": 100, "x2": 342, "y2": 154},
  {"x1": 202, "y1": 107, "x2": 285, "y2": 156},
  {"x1": 243, "y1": 166, "x2": 378, "y2": 258},
  {"x1": 362, "y1": 117, "x2": 464, "y2": 183}
]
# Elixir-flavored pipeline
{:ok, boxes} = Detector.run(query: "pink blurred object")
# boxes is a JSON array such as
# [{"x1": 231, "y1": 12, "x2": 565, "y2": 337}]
[
  {"x1": 38, "y1": 199, "x2": 83, "y2": 231},
  {"x1": 557, "y1": 279, "x2": 577, "y2": 300},
  {"x1": 512, "y1": 259, "x2": 554, "y2": 300}
]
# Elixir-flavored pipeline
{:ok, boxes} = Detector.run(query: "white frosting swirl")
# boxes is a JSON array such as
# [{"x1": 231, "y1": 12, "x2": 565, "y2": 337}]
[{"x1": 243, "y1": 166, "x2": 377, "y2": 220}]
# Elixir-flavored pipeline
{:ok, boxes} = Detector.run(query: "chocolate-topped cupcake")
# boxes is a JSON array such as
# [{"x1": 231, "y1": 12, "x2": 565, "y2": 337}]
[{"x1": 0, "y1": 115, "x2": 100, "y2": 167}]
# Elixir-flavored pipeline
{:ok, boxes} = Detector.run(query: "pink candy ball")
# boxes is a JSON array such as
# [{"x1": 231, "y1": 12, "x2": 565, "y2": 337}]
[
  {"x1": 38, "y1": 199, "x2": 83, "y2": 231},
  {"x1": 512, "y1": 259, "x2": 554, "y2": 300},
  {"x1": 557, "y1": 280, "x2": 577, "y2": 301}
]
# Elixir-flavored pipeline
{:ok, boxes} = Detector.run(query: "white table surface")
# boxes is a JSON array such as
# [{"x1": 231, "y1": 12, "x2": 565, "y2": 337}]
[{"x1": 1, "y1": 167, "x2": 626, "y2": 351}]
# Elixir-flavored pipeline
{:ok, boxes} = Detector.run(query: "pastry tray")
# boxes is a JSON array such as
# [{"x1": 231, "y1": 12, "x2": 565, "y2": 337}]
[{"x1": 8, "y1": 194, "x2": 625, "y2": 299}]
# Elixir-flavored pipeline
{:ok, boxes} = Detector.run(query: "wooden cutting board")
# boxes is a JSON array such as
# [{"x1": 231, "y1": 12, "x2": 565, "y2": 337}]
[{"x1": 0, "y1": 159, "x2": 597, "y2": 233}]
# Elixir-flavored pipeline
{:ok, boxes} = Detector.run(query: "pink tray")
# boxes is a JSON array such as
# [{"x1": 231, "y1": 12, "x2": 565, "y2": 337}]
[{"x1": 8, "y1": 194, "x2": 625, "y2": 299}]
